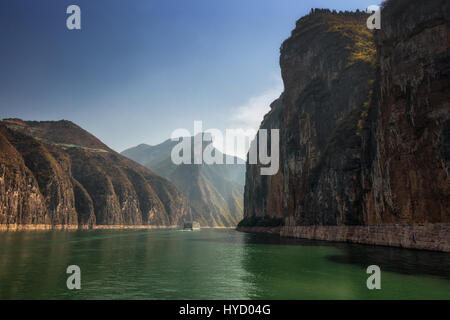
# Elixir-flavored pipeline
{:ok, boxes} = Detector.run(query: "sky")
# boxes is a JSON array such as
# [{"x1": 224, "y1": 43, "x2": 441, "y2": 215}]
[{"x1": 0, "y1": 0, "x2": 376, "y2": 157}]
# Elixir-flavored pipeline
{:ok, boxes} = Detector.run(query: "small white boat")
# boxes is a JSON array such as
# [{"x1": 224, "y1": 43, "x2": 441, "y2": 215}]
[{"x1": 183, "y1": 222, "x2": 200, "y2": 230}]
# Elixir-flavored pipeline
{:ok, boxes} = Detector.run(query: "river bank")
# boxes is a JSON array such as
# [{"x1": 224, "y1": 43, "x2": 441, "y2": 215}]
[{"x1": 237, "y1": 225, "x2": 450, "y2": 252}]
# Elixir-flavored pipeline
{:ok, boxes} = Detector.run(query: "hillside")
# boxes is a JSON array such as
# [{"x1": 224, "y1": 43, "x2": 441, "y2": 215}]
[
  {"x1": 0, "y1": 119, "x2": 191, "y2": 229},
  {"x1": 122, "y1": 137, "x2": 245, "y2": 227}
]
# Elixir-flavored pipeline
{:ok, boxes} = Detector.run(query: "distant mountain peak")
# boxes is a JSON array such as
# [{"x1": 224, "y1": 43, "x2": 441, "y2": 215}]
[{"x1": 122, "y1": 137, "x2": 246, "y2": 227}]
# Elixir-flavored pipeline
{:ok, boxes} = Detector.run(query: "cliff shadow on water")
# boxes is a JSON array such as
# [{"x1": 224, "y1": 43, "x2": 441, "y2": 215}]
[{"x1": 238, "y1": 232, "x2": 450, "y2": 280}]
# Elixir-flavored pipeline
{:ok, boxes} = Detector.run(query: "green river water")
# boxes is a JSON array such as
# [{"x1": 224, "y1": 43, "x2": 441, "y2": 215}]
[{"x1": 0, "y1": 229, "x2": 448, "y2": 299}]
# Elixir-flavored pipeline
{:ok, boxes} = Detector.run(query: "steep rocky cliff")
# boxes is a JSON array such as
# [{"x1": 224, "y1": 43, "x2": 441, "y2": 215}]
[
  {"x1": 365, "y1": 0, "x2": 450, "y2": 224},
  {"x1": 239, "y1": 1, "x2": 450, "y2": 251},
  {"x1": 0, "y1": 119, "x2": 191, "y2": 229}
]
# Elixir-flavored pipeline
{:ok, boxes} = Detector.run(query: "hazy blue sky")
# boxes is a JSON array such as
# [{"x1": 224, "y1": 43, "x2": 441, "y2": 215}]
[{"x1": 0, "y1": 0, "x2": 376, "y2": 154}]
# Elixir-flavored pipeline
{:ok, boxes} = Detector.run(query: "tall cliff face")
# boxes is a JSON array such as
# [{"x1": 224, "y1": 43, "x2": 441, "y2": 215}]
[
  {"x1": 240, "y1": 1, "x2": 450, "y2": 250},
  {"x1": 0, "y1": 119, "x2": 191, "y2": 229},
  {"x1": 243, "y1": 10, "x2": 377, "y2": 227},
  {"x1": 364, "y1": 0, "x2": 450, "y2": 224}
]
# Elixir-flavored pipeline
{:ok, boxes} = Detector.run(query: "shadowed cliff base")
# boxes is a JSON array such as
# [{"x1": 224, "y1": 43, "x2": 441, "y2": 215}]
[
  {"x1": 237, "y1": 225, "x2": 450, "y2": 252},
  {"x1": 233, "y1": 230, "x2": 450, "y2": 280}
]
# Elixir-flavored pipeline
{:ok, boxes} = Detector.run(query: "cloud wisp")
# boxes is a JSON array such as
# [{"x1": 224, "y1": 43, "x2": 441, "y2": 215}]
[{"x1": 214, "y1": 81, "x2": 283, "y2": 159}]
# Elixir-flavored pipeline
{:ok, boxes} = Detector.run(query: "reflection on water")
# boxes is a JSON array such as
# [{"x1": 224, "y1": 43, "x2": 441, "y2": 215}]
[
  {"x1": 239, "y1": 232, "x2": 450, "y2": 299},
  {"x1": 238, "y1": 232, "x2": 450, "y2": 279},
  {"x1": 0, "y1": 229, "x2": 448, "y2": 299}
]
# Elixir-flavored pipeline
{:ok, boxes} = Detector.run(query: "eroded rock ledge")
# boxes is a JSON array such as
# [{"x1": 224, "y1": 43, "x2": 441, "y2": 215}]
[{"x1": 237, "y1": 225, "x2": 450, "y2": 252}]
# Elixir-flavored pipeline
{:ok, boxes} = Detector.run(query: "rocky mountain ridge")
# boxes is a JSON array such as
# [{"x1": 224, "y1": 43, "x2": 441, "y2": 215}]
[{"x1": 0, "y1": 119, "x2": 191, "y2": 229}]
